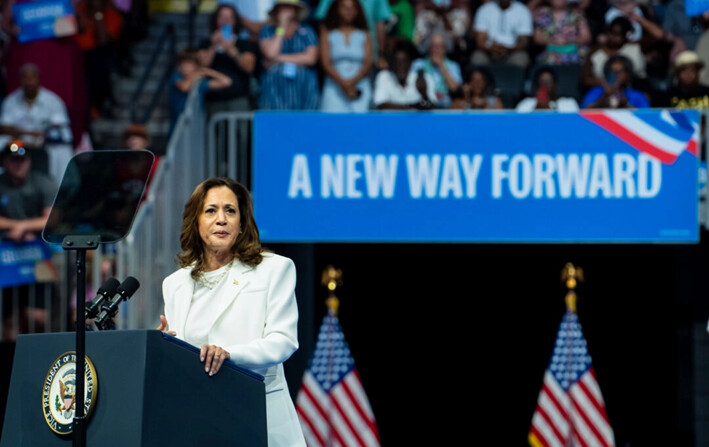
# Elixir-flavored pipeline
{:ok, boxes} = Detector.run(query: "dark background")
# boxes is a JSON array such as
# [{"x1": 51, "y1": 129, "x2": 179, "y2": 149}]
[
  {"x1": 280, "y1": 234, "x2": 709, "y2": 446},
  {"x1": 2, "y1": 235, "x2": 707, "y2": 445}
]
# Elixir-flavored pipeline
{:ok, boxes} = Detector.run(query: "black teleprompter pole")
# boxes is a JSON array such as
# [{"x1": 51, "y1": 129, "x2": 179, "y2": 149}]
[{"x1": 63, "y1": 235, "x2": 100, "y2": 447}]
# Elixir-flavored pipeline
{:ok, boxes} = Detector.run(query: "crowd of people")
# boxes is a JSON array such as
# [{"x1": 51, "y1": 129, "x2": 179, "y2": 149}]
[
  {"x1": 0, "y1": 0, "x2": 150, "y2": 340},
  {"x1": 172, "y1": 0, "x2": 709, "y2": 117},
  {"x1": 2, "y1": 0, "x2": 709, "y2": 339}
]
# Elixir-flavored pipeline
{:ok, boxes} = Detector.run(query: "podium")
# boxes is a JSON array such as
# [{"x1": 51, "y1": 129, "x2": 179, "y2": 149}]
[{"x1": 0, "y1": 330, "x2": 267, "y2": 447}]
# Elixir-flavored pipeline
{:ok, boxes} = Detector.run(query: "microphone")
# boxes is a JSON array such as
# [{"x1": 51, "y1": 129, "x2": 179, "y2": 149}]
[
  {"x1": 94, "y1": 276, "x2": 141, "y2": 330},
  {"x1": 85, "y1": 277, "x2": 120, "y2": 320}
]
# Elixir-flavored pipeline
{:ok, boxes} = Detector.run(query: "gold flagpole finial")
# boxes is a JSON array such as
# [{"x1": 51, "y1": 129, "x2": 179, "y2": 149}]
[
  {"x1": 321, "y1": 265, "x2": 343, "y2": 316},
  {"x1": 561, "y1": 262, "x2": 583, "y2": 313}
]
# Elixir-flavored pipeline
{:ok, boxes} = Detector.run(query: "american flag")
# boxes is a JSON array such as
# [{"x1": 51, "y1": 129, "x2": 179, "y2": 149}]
[
  {"x1": 295, "y1": 310, "x2": 380, "y2": 447},
  {"x1": 580, "y1": 109, "x2": 698, "y2": 164},
  {"x1": 529, "y1": 310, "x2": 615, "y2": 447}
]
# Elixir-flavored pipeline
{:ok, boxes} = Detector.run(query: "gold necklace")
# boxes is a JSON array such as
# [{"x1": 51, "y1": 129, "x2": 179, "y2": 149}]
[{"x1": 198, "y1": 260, "x2": 233, "y2": 289}]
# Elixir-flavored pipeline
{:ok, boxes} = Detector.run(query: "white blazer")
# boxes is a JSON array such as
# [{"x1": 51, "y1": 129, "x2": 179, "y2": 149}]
[{"x1": 162, "y1": 252, "x2": 306, "y2": 447}]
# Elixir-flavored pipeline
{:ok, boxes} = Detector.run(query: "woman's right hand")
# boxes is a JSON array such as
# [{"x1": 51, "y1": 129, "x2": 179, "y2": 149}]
[{"x1": 156, "y1": 315, "x2": 176, "y2": 336}]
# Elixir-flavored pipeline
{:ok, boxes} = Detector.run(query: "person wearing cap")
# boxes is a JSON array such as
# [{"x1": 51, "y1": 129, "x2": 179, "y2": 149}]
[
  {"x1": 0, "y1": 140, "x2": 57, "y2": 341},
  {"x1": 0, "y1": 141, "x2": 56, "y2": 242},
  {"x1": 659, "y1": 50, "x2": 709, "y2": 108},
  {"x1": 258, "y1": 0, "x2": 320, "y2": 110}
]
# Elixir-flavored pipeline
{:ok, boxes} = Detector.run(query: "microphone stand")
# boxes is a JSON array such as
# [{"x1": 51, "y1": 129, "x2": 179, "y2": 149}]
[{"x1": 62, "y1": 234, "x2": 100, "y2": 447}]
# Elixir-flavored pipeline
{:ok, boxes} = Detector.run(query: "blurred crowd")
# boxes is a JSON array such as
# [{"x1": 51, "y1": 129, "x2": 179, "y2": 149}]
[
  {"x1": 0, "y1": 0, "x2": 149, "y2": 340},
  {"x1": 2, "y1": 0, "x2": 709, "y2": 340},
  {"x1": 169, "y1": 0, "x2": 709, "y2": 121}
]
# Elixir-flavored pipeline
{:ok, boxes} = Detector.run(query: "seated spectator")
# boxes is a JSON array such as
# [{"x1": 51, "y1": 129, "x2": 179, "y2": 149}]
[
  {"x1": 74, "y1": 0, "x2": 124, "y2": 119},
  {"x1": 316, "y1": 0, "x2": 392, "y2": 70},
  {"x1": 320, "y1": 0, "x2": 374, "y2": 112},
  {"x1": 581, "y1": 54, "x2": 650, "y2": 107},
  {"x1": 413, "y1": 0, "x2": 471, "y2": 62},
  {"x1": 451, "y1": 65, "x2": 504, "y2": 109},
  {"x1": 0, "y1": 139, "x2": 57, "y2": 341},
  {"x1": 168, "y1": 49, "x2": 233, "y2": 136},
  {"x1": 532, "y1": 0, "x2": 591, "y2": 65},
  {"x1": 658, "y1": 50, "x2": 709, "y2": 108},
  {"x1": 259, "y1": 0, "x2": 320, "y2": 110},
  {"x1": 0, "y1": 63, "x2": 72, "y2": 183},
  {"x1": 516, "y1": 65, "x2": 580, "y2": 111},
  {"x1": 582, "y1": 16, "x2": 646, "y2": 89},
  {"x1": 373, "y1": 40, "x2": 438, "y2": 109},
  {"x1": 198, "y1": 4, "x2": 258, "y2": 115},
  {"x1": 410, "y1": 28, "x2": 462, "y2": 107},
  {"x1": 0, "y1": 140, "x2": 55, "y2": 242},
  {"x1": 471, "y1": 0, "x2": 533, "y2": 69},
  {"x1": 1, "y1": 0, "x2": 88, "y2": 152}
]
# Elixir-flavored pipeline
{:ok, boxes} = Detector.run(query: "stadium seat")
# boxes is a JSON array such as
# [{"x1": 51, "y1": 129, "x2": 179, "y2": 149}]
[{"x1": 485, "y1": 64, "x2": 526, "y2": 109}]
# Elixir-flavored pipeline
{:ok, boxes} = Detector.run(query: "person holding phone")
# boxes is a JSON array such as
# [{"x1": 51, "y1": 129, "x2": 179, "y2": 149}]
[
  {"x1": 581, "y1": 54, "x2": 649, "y2": 108},
  {"x1": 258, "y1": 0, "x2": 320, "y2": 110},
  {"x1": 515, "y1": 65, "x2": 579, "y2": 111},
  {"x1": 319, "y1": 0, "x2": 373, "y2": 112},
  {"x1": 198, "y1": 4, "x2": 258, "y2": 114}
]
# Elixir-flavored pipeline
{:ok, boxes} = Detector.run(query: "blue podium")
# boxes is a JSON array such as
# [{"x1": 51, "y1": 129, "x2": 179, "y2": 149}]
[{"x1": 0, "y1": 330, "x2": 267, "y2": 446}]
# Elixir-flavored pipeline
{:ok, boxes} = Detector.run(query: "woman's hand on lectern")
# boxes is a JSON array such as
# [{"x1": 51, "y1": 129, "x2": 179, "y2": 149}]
[
  {"x1": 156, "y1": 315, "x2": 177, "y2": 336},
  {"x1": 200, "y1": 344, "x2": 230, "y2": 376}
]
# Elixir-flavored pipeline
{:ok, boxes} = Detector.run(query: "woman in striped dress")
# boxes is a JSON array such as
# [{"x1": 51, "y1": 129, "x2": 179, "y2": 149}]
[{"x1": 258, "y1": 0, "x2": 320, "y2": 110}]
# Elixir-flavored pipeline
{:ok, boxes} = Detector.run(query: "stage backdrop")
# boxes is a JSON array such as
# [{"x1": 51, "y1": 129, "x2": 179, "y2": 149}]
[{"x1": 252, "y1": 110, "x2": 699, "y2": 243}]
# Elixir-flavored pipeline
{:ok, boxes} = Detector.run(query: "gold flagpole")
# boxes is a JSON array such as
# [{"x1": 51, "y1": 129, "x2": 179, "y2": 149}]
[
  {"x1": 321, "y1": 265, "x2": 343, "y2": 316},
  {"x1": 561, "y1": 262, "x2": 583, "y2": 313}
]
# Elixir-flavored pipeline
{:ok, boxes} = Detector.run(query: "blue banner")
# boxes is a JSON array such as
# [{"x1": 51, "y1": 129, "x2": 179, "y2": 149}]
[
  {"x1": 252, "y1": 110, "x2": 699, "y2": 243},
  {"x1": 686, "y1": 0, "x2": 709, "y2": 16},
  {"x1": 13, "y1": 0, "x2": 77, "y2": 44},
  {"x1": 0, "y1": 239, "x2": 56, "y2": 288}
]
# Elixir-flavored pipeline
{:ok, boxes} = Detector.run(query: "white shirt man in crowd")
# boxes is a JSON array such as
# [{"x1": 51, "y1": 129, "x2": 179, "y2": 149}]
[
  {"x1": 373, "y1": 42, "x2": 438, "y2": 110},
  {"x1": 0, "y1": 63, "x2": 73, "y2": 183},
  {"x1": 471, "y1": 0, "x2": 533, "y2": 68}
]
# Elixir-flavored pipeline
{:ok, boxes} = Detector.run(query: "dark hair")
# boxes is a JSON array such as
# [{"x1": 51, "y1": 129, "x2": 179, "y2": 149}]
[
  {"x1": 608, "y1": 16, "x2": 633, "y2": 37},
  {"x1": 209, "y1": 4, "x2": 242, "y2": 34},
  {"x1": 390, "y1": 39, "x2": 419, "y2": 63},
  {"x1": 177, "y1": 177, "x2": 263, "y2": 279},
  {"x1": 465, "y1": 65, "x2": 495, "y2": 94},
  {"x1": 533, "y1": 65, "x2": 558, "y2": 88},
  {"x1": 322, "y1": 0, "x2": 368, "y2": 31},
  {"x1": 604, "y1": 54, "x2": 634, "y2": 78},
  {"x1": 175, "y1": 48, "x2": 199, "y2": 66}
]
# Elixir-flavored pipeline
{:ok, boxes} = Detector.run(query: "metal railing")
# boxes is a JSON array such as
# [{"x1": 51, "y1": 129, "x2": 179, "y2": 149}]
[
  {"x1": 114, "y1": 85, "x2": 206, "y2": 329},
  {"x1": 206, "y1": 111, "x2": 254, "y2": 187}
]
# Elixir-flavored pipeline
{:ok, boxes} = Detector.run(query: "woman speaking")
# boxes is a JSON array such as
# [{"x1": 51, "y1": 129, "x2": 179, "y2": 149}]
[{"x1": 157, "y1": 177, "x2": 306, "y2": 447}]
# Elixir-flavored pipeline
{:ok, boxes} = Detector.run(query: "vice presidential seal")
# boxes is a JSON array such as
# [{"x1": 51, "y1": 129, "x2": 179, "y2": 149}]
[{"x1": 42, "y1": 352, "x2": 98, "y2": 435}]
